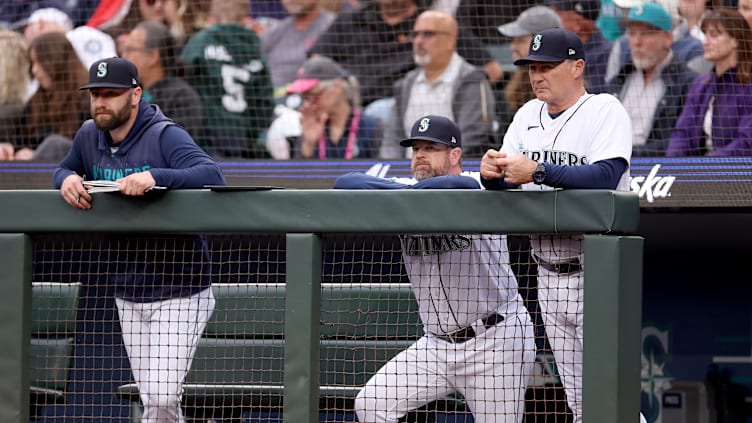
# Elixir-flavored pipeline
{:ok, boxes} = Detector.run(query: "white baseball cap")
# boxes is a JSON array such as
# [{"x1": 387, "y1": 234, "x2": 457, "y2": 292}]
[
  {"x1": 27, "y1": 7, "x2": 73, "y2": 31},
  {"x1": 612, "y1": 0, "x2": 679, "y2": 22},
  {"x1": 66, "y1": 26, "x2": 118, "y2": 69}
]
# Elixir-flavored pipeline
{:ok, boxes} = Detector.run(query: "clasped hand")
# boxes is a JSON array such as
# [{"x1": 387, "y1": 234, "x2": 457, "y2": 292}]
[{"x1": 480, "y1": 149, "x2": 538, "y2": 185}]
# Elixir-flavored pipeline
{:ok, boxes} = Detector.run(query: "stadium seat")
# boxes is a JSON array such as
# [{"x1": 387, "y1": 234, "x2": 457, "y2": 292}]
[
  {"x1": 114, "y1": 282, "x2": 475, "y2": 421},
  {"x1": 29, "y1": 282, "x2": 81, "y2": 419}
]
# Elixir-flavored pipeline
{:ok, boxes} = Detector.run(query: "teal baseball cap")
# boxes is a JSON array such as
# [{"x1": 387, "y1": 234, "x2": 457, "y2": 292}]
[{"x1": 625, "y1": 2, "x2": 673, "y2": 32}]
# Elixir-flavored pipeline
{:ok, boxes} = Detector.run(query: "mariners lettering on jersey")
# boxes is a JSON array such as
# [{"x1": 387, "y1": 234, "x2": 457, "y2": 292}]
[
  {"x1": 204, "y1": 45, "x2": 233, "y2": 62},
  {"x1": 91, "y1": 164, "x2": 151, "y2": 181},
  {"x1": 400, "y1": 235, "x2": 472, "y2": 256},
  {"x1": 522, "y1": 149, "x2": 588, "y2": 166}
]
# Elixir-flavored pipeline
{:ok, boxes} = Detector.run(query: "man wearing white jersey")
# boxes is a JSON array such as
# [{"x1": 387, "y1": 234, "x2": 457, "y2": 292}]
[
  {"x1": 335, "y1": 115, "x2": 535, "y2": 423},
  {"x1": 480, "y1": 28, "x2": 632, "y2": 423}
]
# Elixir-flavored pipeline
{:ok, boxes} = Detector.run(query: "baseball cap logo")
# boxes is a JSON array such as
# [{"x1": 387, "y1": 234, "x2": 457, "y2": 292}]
[
  {"x1": 418, "y1": 118, "x2": 430, "y2": 132},
  {"x1": 97, "y1": 62, "x2": 108, "y2": 78},
  {"x1": 569, "y1": 48, "x2": 576, "y2": 56},
  {"x1": 532, "y1": 34, "x2": 542, "y2": 51}
]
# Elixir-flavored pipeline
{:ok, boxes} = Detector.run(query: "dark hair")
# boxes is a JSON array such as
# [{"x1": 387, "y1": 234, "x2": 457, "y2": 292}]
[
  {"x1": 27, "y1": 32, "x2": 89, "y2": 141},
  {"x1": 135, "y1": 20, "x2": 183, "y2": 76},
  {"x1": 701, "y1": 7, "x2": 752, "y2": 83}
]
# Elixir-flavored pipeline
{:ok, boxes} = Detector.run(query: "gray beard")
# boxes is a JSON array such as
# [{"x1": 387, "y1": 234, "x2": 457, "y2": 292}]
[
  {"x1": 632, "y1": 54, "x2": 661, "y2": 71},
  {"x1": 413, "y1": 53, "x2": 431, "y2": 67}
]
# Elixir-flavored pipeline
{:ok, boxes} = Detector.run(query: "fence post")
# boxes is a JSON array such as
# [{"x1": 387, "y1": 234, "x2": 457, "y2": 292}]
[
  {"x1": 285, "y1": 233, "x2": 322, "y2": 423},
  {"x1": 583, "y1": 235, "x2": 644, "y2": 422},
  {"x1": 0, "y1": 234, "x2": 32, "y2": 423}
]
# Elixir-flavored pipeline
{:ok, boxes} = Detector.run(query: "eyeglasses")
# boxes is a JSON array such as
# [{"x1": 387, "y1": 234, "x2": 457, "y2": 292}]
[{"x1": 408, "y1": 30, "x2": 450, "y2": 41}]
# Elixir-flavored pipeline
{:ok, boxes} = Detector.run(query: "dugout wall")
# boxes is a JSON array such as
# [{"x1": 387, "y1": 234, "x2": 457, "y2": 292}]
[{"x1": 0, "y1": 189, "x2": 641, "y2": 423}]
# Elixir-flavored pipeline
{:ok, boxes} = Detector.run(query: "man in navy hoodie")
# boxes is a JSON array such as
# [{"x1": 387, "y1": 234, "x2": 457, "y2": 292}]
[{"x1": 54, "y1": 57, "x2": 225, "y2": 423}]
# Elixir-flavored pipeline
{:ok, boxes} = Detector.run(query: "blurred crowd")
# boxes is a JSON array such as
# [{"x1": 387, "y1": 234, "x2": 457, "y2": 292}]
[{"x1": 1, "y1": 0, "x2": 751, "y2": 161}]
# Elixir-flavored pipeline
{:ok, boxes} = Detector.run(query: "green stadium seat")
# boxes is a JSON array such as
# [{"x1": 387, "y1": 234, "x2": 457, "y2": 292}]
[
  {"x1": 30, "y1": 282, "x2": 81, "y2": 419},
  {"x1": 114, "y1": 282, "x2": 454, "y2": 420}
]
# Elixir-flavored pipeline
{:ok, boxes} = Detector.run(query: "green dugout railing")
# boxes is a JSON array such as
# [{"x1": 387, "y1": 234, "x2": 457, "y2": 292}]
[{"x1": 0, "y1": 188, "x2": 642, "y2": 423}]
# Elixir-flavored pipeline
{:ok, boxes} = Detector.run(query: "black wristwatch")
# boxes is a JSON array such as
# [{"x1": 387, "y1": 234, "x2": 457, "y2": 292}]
[{"x1": 532, "y1": 163, "x2": 547, "y2": 185}]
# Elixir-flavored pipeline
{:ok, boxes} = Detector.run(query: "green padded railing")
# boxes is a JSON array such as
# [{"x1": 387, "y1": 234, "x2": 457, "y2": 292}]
[{"x1": 0, "y1": 189, "x2": 642, "y2": 423}]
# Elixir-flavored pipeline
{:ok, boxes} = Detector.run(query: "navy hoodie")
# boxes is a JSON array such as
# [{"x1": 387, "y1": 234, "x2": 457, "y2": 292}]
[{"x1": 53, "y1": 100, "x2": 226, "y2": 302}]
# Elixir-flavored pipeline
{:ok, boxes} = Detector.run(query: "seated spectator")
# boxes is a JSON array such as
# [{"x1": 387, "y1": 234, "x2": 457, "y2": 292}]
[
  {"x1": 19, "y1": 31, "x2": 90, "y2": 161},
  {"x1": 181, "y1": 0, "x2": 275, "y2": 159},
  {"x1": 680, "y1": 0, "x2": 709, "y2": 41},
  {"x1": 597, "y1": 0, "x2": 627, "y2": 41},
  {"x1": 284, "y1": 56, "x2": 381, "y2": 159},
  {"x1": 548, "y1": 0, "x2": 612, "y2": 93},
  {"x1": 0, "y1": 30, "x2": 31, "y2": 160},
  {"x1": 606, "y1": 2, "x2": 696, "y2": 156},
  {"x1": 667, "y1": 7, "x2": 752, "y2": 156},
  {"x1": 455, "y1": 0, "x2": 538, "y2": 47},
  {"x1": 135, "y1": 0, "x2": 204, "y2": 48},
  {"x1": 309, "y1": 0, "x2": 503, "y2": 123},
  {"x1": 740, "y1": 0, "x2": 752, "y2": 28},
  {"x1": 261, "y1": 0, "x2": 336, "y2": 96},
  {"x1": 122, "y1": 20, "x2": 203, "y2": 138},
  {"x1": 88, "y1": 0, "x2": 206, "y2": 54},
  {"x1": 21, "y1": 6, "x2": 117, "y2": 69},
  {"x1": 3, "y1": 0, "x2": 73, "y2": 30},
  {"x1": 497, "y1": 6, "x2": 562, "y2": 125},
  {"x1": 380, "y1": 10, "x2": 495, "y2": 159},
  {"x1": 608, "y1": 0, "x2": 710, "y2": 79}
]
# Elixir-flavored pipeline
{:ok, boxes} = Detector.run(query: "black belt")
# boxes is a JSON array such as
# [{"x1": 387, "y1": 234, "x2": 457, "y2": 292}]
[
  {"x1": 435, "y1": 313, "x2": 504, "y2": 344},
  {"x1": 536, "y1": 256, "x2": 582, "y2": 274}
]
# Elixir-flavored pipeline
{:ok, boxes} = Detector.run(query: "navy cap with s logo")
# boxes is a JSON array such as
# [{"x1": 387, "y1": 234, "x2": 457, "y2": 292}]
[
  {"x1": 80, "y1": 57, "x2": 140, "y2": 90},
  {"x1": 514, "y1": 27, "x2": 585, "y2": 65},
  {"x1": 400, "y1": 115, "x2": 462, "y2": 148}
]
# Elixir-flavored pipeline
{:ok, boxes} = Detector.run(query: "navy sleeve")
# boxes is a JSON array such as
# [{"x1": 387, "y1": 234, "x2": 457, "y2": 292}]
[
  {"x1": 409, "y1": 175, "x2": 480, "y2": 189},
  {"x1": 333, "y1": 173, "x2": 410, "y2": 189},
  {"x1": 149, "y1": 126, "x2": 226, "y2": 188},
  {"x1": 480, "y1": 177, "x2": 519, "y2": 191},
  {"x1": 53, "y1": 132, "x2": 87, "y2": 189},
  {"x1": 334, "y1": 173, "x2": 481, "y2": 190},
  {"x1": 543, "y1": 158, "x2": 628, "y2": 189}
]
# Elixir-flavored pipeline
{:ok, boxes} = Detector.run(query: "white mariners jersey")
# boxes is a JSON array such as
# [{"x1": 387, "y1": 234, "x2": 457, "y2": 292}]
[
  {"x1": 399, "y1": 234, "x2": 522, "y2": 336},
  {"x1": 502, "y1": 93, "x2": 633, "y2": 261}
]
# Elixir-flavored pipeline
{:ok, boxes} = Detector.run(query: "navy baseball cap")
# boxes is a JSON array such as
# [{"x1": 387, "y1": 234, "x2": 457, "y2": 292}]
[
  {"x1": 80, "y1": 57, "x2": 140, "y2": 90},
  {"x1": 400, "y1": 115, "x2": 462, "y2": 148},
  {"x1": 514, "y1": 28, "x2": 585, "y2": 66},
  {"x1": 547, "y1": 0, "x2": 601, "y2": 21}
]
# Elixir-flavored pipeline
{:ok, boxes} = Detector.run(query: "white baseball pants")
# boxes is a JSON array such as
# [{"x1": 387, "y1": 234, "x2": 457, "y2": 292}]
[
  {"x1": 355, "y1": 308, "x2": 535, "y2": 423},
  {"x1": 537, "y1": 267, "x2": 584, "y2": 423},
  {"x1": 115, "y1": 287, "x2": 215, "y2": 423}
]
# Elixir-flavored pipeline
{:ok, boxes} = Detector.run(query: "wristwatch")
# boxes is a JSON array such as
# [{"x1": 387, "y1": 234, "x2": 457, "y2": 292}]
[{"x1": 532, "y1": 163, "x2": 547, "y2": 185}]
